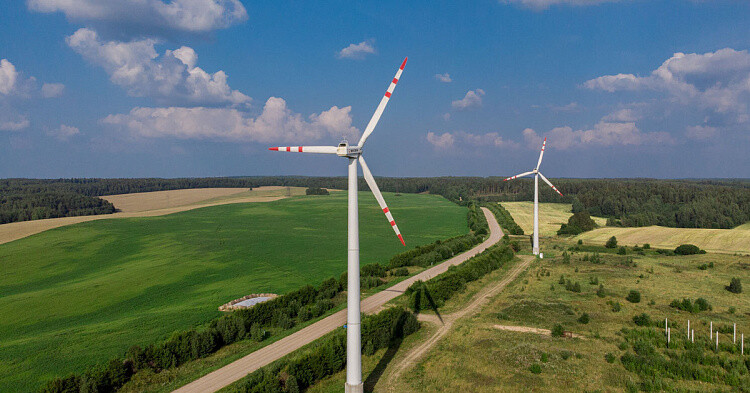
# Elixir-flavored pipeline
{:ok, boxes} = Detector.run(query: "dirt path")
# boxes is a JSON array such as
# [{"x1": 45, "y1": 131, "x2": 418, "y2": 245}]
[
  {"x1": 385, "y1": 254, "x2": 535, "y2": 392},
  {"x1": 172, "y1": 207, "x2": 504, "y2": 393},
  {"x1": 492, "y1": 324, "x2": 585, "y2": 339},
  {"x1": 0, "y1": 186, "x2": 301, "y2": 245}
]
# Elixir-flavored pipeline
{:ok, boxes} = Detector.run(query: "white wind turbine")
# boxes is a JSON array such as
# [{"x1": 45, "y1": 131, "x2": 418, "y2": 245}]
[
  {"x1": 504, "y1": 137, "x2": 563, "y2": 256},
  {"x1": 269, "y1": 57, "x2": 407, "y2": 393}
]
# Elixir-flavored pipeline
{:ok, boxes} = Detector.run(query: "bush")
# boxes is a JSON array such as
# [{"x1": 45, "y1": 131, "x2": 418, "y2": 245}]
[
  {"x1": 610, "y1": 301, "x2": 621, "y2": 312},
  {"x1": 674, "y1": 244, "x2": 702, "y2": 255},
  {"x1": 605, "y1": 353, "x2": 616, "y2": 363},
  {"x1": 633, "y1": 313, "x2": 652, "y2": 326},
  {"x1": 643, "y1": 243, "x2": 650, "y2": 249},
  {"x1": 305, "y1": 187, "x2": 329, "y2": 195},
  {"x1": 596, "y1": 284, "x2": 606, "y2": 298},
  {"x1": 670, "y1": 298, "x2": 711, "y2": 313},
  {"x1": 390, "y1": 267, "x2": 409, "y2": 276},
  {"x1": 558, "y1": 211, "x2": 597, "y2": 235},
  {"x1": 626, "y1": 290, "x2": 641, "y2": 303},
  {"x1": 529, "y1": 364, "x2": 542, "y2": 374},
  {"x1": 726, "y1": 278, "x2": 742, "y2": 294},
  {"x1": 551, "y1": 324, "x2": 565, "y2": 337},
  {"x1": 578, "y1": 239, "x2": 583, "y2": 245},
  {"x1": 578, "y1": 313, "x2": 590, "y2": 324},
  {"x1": 605, "y1": 236, "x2": 618, "y2": 249},
  {"x1": 618, "y1": 246, "x2": 627, "y2": 255}
]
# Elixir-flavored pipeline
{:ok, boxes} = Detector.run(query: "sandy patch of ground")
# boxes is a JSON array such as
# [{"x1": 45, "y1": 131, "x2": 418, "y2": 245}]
[
  {"x1": 0, "y1": 186, "x2": 308, "y2": 245},
  {"x1": 493, "y1": 324, "x2": 584, "y2": 339}
]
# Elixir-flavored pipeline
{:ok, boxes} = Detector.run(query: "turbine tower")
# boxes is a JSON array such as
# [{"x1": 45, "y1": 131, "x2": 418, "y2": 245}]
[
  {"x1": 504, "y1": 137, "x2": 563, "y2": 255},
  {"x1": 269, "y1": 58, "x2": 408, "y2": 393}
]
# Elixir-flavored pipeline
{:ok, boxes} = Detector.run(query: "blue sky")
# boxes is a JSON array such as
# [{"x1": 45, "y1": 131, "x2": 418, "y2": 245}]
[{"x1": 1, "y1": 0, "x2": 749, "y2": 179}]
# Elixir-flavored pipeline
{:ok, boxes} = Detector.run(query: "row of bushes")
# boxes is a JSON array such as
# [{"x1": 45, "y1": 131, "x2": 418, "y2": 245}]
[
  {"x1": 406, "y1": 244, "x2": 515, "y2": 311},
  {"x1": 669, "y1": 298, "x2": 712, "y2": 313},
  {"x1": 386, "y1": 233, "x2": 483, "y2": 269},
  {"x1": 467, "y1": 202, "x2": 489, "y2": 235},
  {"x1": 233, "y1": 307, "x2": 420, "y2": 393},
  {"x1": 482, "y1": 203, "x2": 524, "y2": 235}
]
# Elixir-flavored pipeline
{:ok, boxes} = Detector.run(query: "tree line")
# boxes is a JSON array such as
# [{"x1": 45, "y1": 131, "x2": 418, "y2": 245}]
[{"x1": 2, "y1": 177, "x2": 748, "y2": 228}]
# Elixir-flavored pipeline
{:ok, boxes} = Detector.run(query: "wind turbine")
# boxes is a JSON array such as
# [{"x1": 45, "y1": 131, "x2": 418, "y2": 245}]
[
  {"x1": 269, "y1": 57, "x2": 407, "y2": 393},
  {"x1": 504, "y1": 137, "x2": 563, "y2": 256}
]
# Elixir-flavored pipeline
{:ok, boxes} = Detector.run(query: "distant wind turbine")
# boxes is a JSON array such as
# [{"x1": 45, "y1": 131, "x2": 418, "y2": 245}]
[
  {"x1": 504, "y1": 137, "x2": 563, "y2": 256},
  {"x1": 269, "y1": 57, "x2": 408, "y2": 393}
]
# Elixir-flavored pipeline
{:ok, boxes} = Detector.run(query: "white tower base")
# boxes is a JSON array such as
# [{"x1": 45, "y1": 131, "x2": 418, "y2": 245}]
[{"x1": 345, "y1": 158, "x2": 362, "y2": 391}]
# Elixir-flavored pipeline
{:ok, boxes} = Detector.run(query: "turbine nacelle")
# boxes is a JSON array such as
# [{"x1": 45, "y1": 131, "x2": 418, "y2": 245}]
[{"x1": 337, "y1": 141, "x2": 362, "y2": 158}]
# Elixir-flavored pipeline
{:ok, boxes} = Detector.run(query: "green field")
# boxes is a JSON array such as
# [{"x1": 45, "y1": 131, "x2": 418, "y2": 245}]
[
  {"x1": 0, "y1": 191, "x2": 467, "y2": 392},
  {"x1": 500, "y1": 202, "x2": 607, "y2": 237}
]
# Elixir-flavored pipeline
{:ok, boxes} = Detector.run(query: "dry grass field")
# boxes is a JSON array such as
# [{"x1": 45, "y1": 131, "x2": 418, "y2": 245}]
[
  {"x1": 575, "y1": 225, "x2": 750, "y2": 255},
  {"x1": 500, "y1": 202, "x2": 607, "y2": 236},
  {"x1": 0, "y1": 186, "x2": 307, "y2": 245}
]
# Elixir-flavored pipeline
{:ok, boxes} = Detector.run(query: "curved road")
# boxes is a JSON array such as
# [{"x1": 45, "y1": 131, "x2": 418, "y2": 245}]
[{"x1": 173, "y1": 207, "x2": 503, "y2": 393}]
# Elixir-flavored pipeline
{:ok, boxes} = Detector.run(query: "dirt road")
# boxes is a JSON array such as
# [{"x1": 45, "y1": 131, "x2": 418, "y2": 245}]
[
  {"x1": 172, "y1": 207, "x2": 504, "y2": 393},
  {"x1": 0, "y1": 186, "x2": 301, "y2": 245},
  {"x1": 385, "y1": 254, "x2": 535, "y2": 392}
]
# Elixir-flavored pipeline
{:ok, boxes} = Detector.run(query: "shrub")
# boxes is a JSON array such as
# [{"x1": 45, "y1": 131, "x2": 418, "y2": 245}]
[
  {"x1": 305, "y1": 187, "x2": 329, "y2": 195},
  {"x1": 558, "y1": 211, "x2": 597, "y2": 235},
  {"x1": 596, "y1": 284, "x2": 606, "y2": 298},
  {"x1": 632, "y1": 313, "x2": 652, "y2": 326},
  {"x1": 578, "y1": 239, "x2": 583, "y2": 245},
  {"x1": 618, "y1": 246, "x2": 627, "y2": 255},
  {"x1": 589, "y1": 276, "x2": 599, "y2": 285},
  {"x1": 605, "y1": 236, "x2": 618, "y2": 249},
  {"x1": 551, "y1": 324, "x2": 565, "y2": 337},
  {"x1": 643, "y1": 243, "x2": 650, "y2": 249},
  {"x1": 626, "y1": 290, "x2": 641, "y2": 303},
  {"x1": 529, "y1": 364, "x2": 542, "y2": 374},
  {"x1": 562, "y1": 251, "x2": 571, "y2": 264},
  {"x1": 674, "y1": 244, "x2": 701, "y2": 255},
  {"x1": 726, "y1": 278, "x2": 742, "y2": 294},
  {"x1": 578, "y1": 313, "x2": 590, "y2": 324},
  {"x1": 605, "y1": 353, "x2": 616, "y2": 363},
  {"x1": 510, "y1": 241, "x2": 520, "y2": 252},
  {"x1": 390, "y1": 267, "x2": 409, "y2": 277},
  {"x1": 608, "y1": 301, "x2": 621, "y2": 312},
  {"x1": 541, "y1": 352, "x2": 549, "y2": 363},
  {"x1": 559, "y1": 275, "x2": 566, "y2": 285}
]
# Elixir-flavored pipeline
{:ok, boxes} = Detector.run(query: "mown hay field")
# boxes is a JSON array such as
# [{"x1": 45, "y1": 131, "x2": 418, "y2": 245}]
[{"x1": 500, "y1": 202, "x2": 607, "y2": 237}]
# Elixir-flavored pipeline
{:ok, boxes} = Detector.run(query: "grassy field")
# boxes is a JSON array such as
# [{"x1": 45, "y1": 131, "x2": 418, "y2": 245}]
[
  {"x1": 500, "y1": 202, "x2": 607, "y2": 237},
  {"x1": 0, "y1": 191, "x2": 467, "y2": 392},
  {"x1": 575, "y1": 225, "x2": 750, "y2": 255},
  {"x1": 394, "y1": 240, "x2": 750, "y2": 392}
]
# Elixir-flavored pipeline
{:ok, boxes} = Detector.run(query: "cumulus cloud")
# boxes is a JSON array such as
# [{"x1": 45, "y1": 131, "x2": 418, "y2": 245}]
[
  {"x1": 550, "y1": 102, "x2": 580, "y2": 113},
  {"x1": 435, "y1": 73, "x2": 452, "y2": 83},
  {"x1": 451, "y1": 89, "x2": 485, "y2": 110},
  {"x1": 337, "y1": 40, "x2": 376, "y2": 60},
  {"x1": 584, "y1": 48, "x2": 750, "y2": 125},
  {"x1": 67, "y1": 28, "x2": 249, "y2": 106},
  {"x1": 427, "y1": 131, "x2": 518, "y2": 150},
  {"x1": 685, "y1": 125, "x2": 718, "y2": 140},
  {"x1": 522, "y1": 121, "x2": 673, "y2": 150},
  {"x1": 0, "y1": 59, "x2": 18, "y2": 95},
  {"x1": 0, "y1": 117, "x2": 30, "y2": 131},
  {"x1": 41, "y1": 83, "x2": 65, "y2": 98},
  {"x1": 101, "y1": 97, "x2": 359, "y2": 143},
  {"x1": 602, "y1": 108, "x2": 641, "y2": 122},
  {"x1": 48, "y1": 124, "x2": 80, "y2": 140},
  {"x1": 28, "y1": 0, "x2": 247, "y2": 35},
  {"x1": 500, "y1": 0, "x2": 623, "y2": 11}
]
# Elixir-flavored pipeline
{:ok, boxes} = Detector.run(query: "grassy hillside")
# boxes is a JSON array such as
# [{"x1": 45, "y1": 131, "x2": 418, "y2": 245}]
[
  {"x1": 575, "y1": 225, "x2": 750, "y2": 255},
  {"x1": 500, "y1": 202, "x2": 607, "y2": 237},
  {"x1": 394, "y1": 243, "x2": 750, "y2": 392},
  {"x1": 0, "y1": 192, "x2": 467, "y2": 392}
]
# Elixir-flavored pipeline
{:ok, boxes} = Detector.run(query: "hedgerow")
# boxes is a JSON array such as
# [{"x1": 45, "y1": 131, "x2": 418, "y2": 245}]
[{"x1": 482, "y1": 203, "x2": 524, "y2": 235}]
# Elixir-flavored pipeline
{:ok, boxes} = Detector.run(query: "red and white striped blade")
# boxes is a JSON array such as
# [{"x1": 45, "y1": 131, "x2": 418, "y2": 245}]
[
  {"x1": 538, "y1": 172, "x2": 563, "y2": 196},
  {"x1": 268, "y1": 146, "x2": 337, "y2": 154},
  {"x1": 357, "y1": 57, "x2": 408, "y2": 148},
  {"x1": 535, "y1": 137, "x2": 547, "y2": 170},
  {"x1": 358, "y1": 155, "x2": 405, "y2": 246},
  {"x1": 503, "y1": 171, "x2": 534, "y2": 182}
]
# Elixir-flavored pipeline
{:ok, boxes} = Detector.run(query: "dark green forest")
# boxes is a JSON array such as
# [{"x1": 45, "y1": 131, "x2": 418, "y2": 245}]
[{"x1": 1, "y1": 177, "x2": 748, "y2": 229}]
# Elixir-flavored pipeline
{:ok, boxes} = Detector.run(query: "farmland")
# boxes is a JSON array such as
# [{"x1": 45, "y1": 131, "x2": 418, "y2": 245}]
[
  {"x1": 500, "y1": 202, "x2": 607, "y2": 236},
  {"x1": 0, "y1": 191, "x2": 466, "y2": 392}
]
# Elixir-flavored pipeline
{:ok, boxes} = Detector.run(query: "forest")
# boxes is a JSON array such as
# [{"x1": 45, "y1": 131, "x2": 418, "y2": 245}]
[{"x1": 1, "y1": 177, "x2": 748, "y2": 229}]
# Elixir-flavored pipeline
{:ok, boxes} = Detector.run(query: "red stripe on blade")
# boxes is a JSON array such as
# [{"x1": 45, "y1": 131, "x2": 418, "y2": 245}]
[
  {"x1": 400, "y1": 57, "x2": 407, "y2": 70},
  {"x1": 384, "y1": 92, "x2": 391, "y2": 98},
  {"x1": 398, "y1": 234, "x2": 405, "y2": 246},
  {"x1": 392, "y1": 78, "x2": 398, "y2": 84},
  {"x1": 390, "y1": 221, "x2": 396, "y2": 226},
  {"x1": 383, "y1": 207, "x2": 389, "y2": 213},
  {"x1": 299, "y1": 146, "x2": 303, "y2": 152},
  {"x1": 286, "y1": 147, "x2": 290, "y2": 152},
  {"x1": 269, "y1": 147, "x2": 278, "y2": 151}
]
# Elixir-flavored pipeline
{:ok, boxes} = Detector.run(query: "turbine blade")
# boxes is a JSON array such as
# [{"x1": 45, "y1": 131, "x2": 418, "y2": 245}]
[
  {"x1": 535, "y1": 137, "x2": 547, "y2": 170},
  {"x1": 503, "y1": 171, "x2": 534, "y2": 181},
  {"x1": 538, "y1": 172, "x2": 563, "y2": 196},
  {"x1": 268, "y1": 146, "x2": 337, "y2": 154},
  {"x1": 357, "y1": 57, "x2": 408, "y2": 148},
  {"x1": 358, "y1": 156, "x2": 405, "y2": 246}
]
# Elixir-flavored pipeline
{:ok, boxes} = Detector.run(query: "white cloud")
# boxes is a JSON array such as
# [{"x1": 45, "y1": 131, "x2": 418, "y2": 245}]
[
  {"x1": 451, "y1": 89, "x2": 485, "y2": 110},
  {"x1": 67, "y1": 28, "x2": 250, "y2": 106},
  {"x1": 550, "y1": 102, "x2": 580, "y2": 112},
  {"x1": 41, "y1": 83, "x2": 65, "y2": 98},
  {"x1": 48, "y1": 124, "x2": 80, "y2": 140},
  {"x1": 0, "y1": 59, "x2": 18, "y2": 95},
  {"x1": 435, "y1": 73, "x2": 452, "y2": 83},
  {"x1": 427, "y1": 131, "x2": 518, "y2": 150},
  {"x1": 602, "y1": 108, "x2": 641, "y2": 122},
  {"x1": 523, "y1": 121, "x2": 673, "y2": 150},
  {"x1": 500, "y1": 0, "x2": 623, "y2": 11},
  {"x1": 584, "y1": 48, "x2": 750, "y2": 124},
  {"x1": 426, "y1": 132, "x2": 455, "y2": 149},
  {"x1": 337, "y1": 40, "x2": 376, "y2": 60},
  {"x1": 101, "y1": 97, "x2": 359, "y2": 143},
  {"x1": 28, "y1": 0, "x2": 247, "y2": 34},
  {"x1": 442, "y1": 113, "x2": 451, "y2": 121},
  {"x1": 685, "y1": 125, "x2": 718, "y2": 140},
  {"x1": 0, "y1": 118, "x2": 30, "y2": 131}
]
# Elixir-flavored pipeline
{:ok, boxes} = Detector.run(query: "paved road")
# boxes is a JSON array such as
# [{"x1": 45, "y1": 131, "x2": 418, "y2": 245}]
[
  {"x1": 386, "y1": 254, "x2": 535, "y2": 392},
  {"x1": 173, "y1": 207, "x2": 503, "y2": 393}
]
